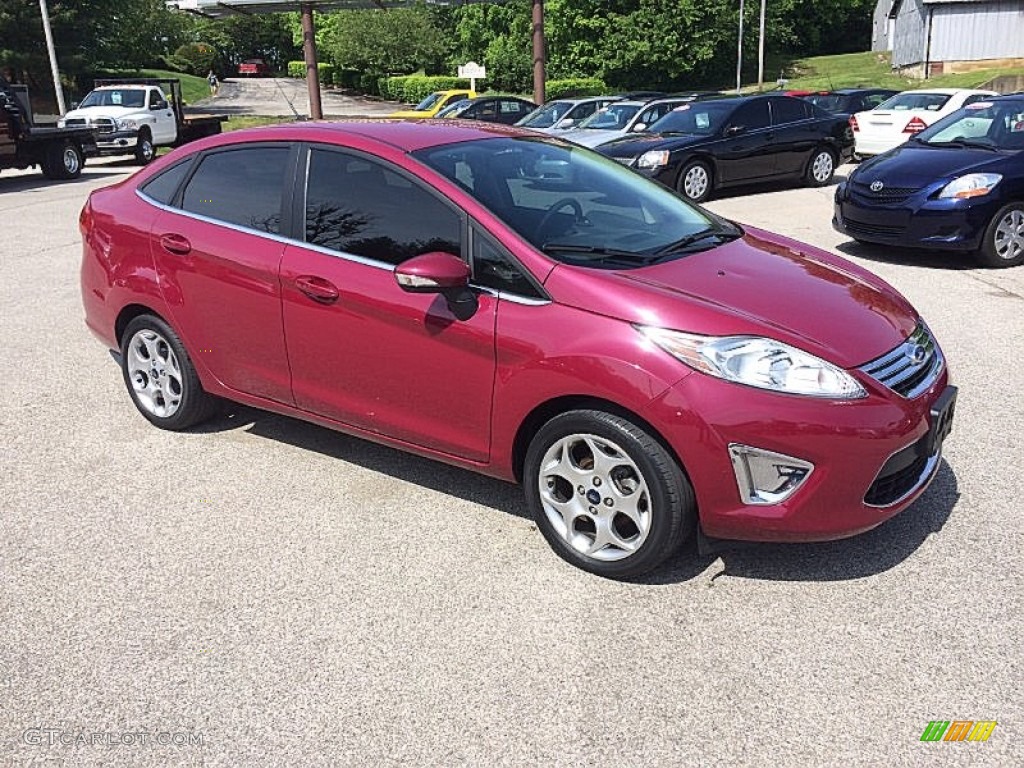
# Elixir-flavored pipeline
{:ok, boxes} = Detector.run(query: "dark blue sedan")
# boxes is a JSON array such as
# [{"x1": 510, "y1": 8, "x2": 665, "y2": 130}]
[{"x1": 834, "y1": 94, "x2": 1024, "y2": 267}]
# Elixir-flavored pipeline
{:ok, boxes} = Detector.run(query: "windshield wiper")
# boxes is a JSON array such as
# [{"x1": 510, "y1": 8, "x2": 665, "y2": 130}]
[
  {"x1": 926, "y1": 139, "x2": 999, "y2": 152},
  {"x1": 655, "y1": 226, "x2": 742, "y2": 256},
  {"x1": 541, "y1": 243, "x2": 658, "y2": 264}
]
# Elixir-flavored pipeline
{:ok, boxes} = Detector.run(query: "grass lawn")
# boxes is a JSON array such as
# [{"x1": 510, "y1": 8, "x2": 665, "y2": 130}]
[
  {"x1": 96, "y1": 69, "x2": 210, "y2": 105},
  {"x1": 762, "y1": 51, "x2": 1024, "y2": 92},
  {"x1": 222, "y1": 115, "x2": 296, "y2": 131}
]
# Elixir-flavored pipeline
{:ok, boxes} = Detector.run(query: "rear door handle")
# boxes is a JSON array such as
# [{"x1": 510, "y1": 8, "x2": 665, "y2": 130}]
[
  {"x1": 159, "y1": 233, "x2": 191, "y2": 255},
  {"x1": 295, "y1": 275, "x2": 340, "y2": 304}
]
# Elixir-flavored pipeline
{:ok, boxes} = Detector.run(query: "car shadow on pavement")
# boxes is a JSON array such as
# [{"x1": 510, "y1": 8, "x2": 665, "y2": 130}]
[
  {"x1": 203, "y1": 405, "x2": 530, "y2": 520},
  {"x1": 199, "y1": 406, "x2": 959, "y2": 585},
  {"x1": 836, "y1": 240, "x2": 977, "y2": 270},
  {"x1": 0, "y1": 171, "x2": 124, "y2": 194}
]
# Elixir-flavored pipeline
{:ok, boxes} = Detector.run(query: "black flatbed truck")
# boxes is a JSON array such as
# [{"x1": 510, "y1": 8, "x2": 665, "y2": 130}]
[{"x1": 0, "y1": 74, "x2": 98, "y2": 181}]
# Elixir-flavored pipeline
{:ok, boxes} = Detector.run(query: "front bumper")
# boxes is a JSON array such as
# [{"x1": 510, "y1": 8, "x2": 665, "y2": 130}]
[
  {"x1": 94, "y1": 130, "x2": 143, "y2": 155},
  {"x1": 642, "y1": 355, "x2": 953, "y2": 542},
  {"x1": 854, "y1": 134, "x2": 906, "y2": 157},
  {"x1": 833, "y1": 180, "x2": 998, "y2": 251}
]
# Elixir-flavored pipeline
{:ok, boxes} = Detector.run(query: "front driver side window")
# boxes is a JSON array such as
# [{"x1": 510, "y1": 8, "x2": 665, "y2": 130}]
[
  {"x1": 305, "y1": 148, "x2": 462, "y2": 266},
  {"x1": 729, "y1": 100, "x2": 771, "y2": 131}
]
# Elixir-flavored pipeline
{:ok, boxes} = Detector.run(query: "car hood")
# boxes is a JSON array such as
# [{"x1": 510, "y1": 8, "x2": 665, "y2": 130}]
[
  {"x1": 544, "y1": 227, "x2": 917, "y2": 368},
  {"x1": 562, "y1": 128, "x2": 626, "y2": 147},
  {"x1": 855, "y1": 142, "x2": 1009, "y2": 186},
  {"x1": 599, "y1": 132, "x2": 708, "y2": 158}
]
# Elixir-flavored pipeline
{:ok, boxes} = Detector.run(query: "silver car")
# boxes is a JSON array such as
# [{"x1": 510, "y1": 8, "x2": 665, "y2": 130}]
[
  {"x1": 561, "y1": 96, "x2": 718, "y2": 148},
  {"x1": 515, "y1": 97, "x2": 621, "y2": 134}
]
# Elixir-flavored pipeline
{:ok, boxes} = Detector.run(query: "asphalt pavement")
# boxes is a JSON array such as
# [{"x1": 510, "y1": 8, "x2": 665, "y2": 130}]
[
  {"x1": 1, "y1": 158, "x2": 1021, "y2": 767},
  {"x1": 195, "y1": 77, "x2": 398, "y2": 118}
]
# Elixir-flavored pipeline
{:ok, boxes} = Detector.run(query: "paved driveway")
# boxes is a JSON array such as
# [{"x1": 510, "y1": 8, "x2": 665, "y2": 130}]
[
  {"x1": 1, "y1": 161, "x2": 1021, "y2": 767},
  {"x1": 196, "y1": 77, "x2": 398, "y2": 118}
]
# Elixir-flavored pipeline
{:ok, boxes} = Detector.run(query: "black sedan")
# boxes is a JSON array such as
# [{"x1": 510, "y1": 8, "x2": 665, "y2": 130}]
[
  {"x1": 598, "y1": 95, "x2": 854, "y2": 203},
  {"x1": 833, "y1": 94, "x2": 1024, "y2": 268},
  {"x1": 435, "y1": 96, "x2": 537, "y2": 125},
  {"x1": 801, "y1": 88, "x2": 899, "y2": 116}
]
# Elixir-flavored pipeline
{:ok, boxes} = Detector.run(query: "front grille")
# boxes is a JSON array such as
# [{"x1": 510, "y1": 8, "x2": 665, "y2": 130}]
[
  {"x1": 860, "y1": 323, "x2": 943, "y2": 399},
  {"x1": 92, "y1": 118, "x2": 116, "y2": 135},
  {"x1": 864, "y1": 437, "x2": 932, "y2": 506},
  {"x1": 64, "y1": 118, "x2": 87, "y2": 126},
  {"x1": 842, "y1": 217, "x2": 904, "y2": 239},
  {"x1": 851, "y1": 182, "x2": 921, "y2": 204}
]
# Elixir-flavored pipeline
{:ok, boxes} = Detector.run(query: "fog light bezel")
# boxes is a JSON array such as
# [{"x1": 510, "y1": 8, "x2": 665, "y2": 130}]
[{"x1": 728, "y1": 444, "x2": 815, "y2": 505}]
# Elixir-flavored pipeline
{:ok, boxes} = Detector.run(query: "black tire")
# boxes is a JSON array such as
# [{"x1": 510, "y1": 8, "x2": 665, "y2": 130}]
[
  {"x1": 134, "y1": 129, "x2": 156, "y2": 165},
  {"x1": 41, "y1": 140, "x2": 83, "y2": 180},
  {"x1": 976, "y1": 203, "x2": 1024, "y2": 268},
  {"x1": 119, "y1": 314, "x2": 219, "y2": 430},
  {"x1": 676, "y1": 159, "x2": 713, "y2": 204},
  {"x1": 804, "y1": 146, "x2": 836, "y2": 187},
  {"x1": 523, "y1": 409, "x2": 695, "y2": 579}
]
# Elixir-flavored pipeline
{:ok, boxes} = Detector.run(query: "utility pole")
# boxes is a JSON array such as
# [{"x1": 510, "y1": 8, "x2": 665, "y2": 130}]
[
  {"x1": 757, "y1": 0, "x2": 766, "y2": 90},
  {"x1": 736, "y1": 0, "x2": 745, "y2": 93},
  {"x1": 532, "y1": 0, "x2": 546, "y2": 104},
  {"x1": 39, "y1": 0, "x2": 66, "y2": 115}
]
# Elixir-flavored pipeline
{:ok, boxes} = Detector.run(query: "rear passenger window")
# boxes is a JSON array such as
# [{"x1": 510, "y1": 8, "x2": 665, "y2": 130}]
[
  {"x1": 140, "y1": 159, "x2": 191, "y2": 205},
  {"x1": 180, "y1": 147, "x2": 290, "y2": 234},
  {"x1": 771, "y1": 98, "x2": 810, "y2": 125},
  {"x1": 305, "y1": 148, "x2": 462, "y2": 266}
]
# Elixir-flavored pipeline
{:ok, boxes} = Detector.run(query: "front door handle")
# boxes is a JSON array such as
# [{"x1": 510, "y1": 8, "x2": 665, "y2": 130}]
[
  {"x1": 159, "y1": 233, "x2": 191, "y2": 255},
  {"x1": 295, "y1": 275, "x2": 340, "y2": 304}
]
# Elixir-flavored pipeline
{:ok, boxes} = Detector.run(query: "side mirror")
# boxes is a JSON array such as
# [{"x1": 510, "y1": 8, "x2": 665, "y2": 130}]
[
  {"x1": 558, "y1": 118, "x2": 575, "y2": 129},
  {"x1": 726, "y1": 124, "x2": 746, "y2": 136},
  {"x1": 632, "y1": 123, "x2": 647, "y2": 132},
  {"x1": 394, "y1": 251, "x2": 477, "y2": 320},
  {"x1": 70, "y1": 101, "x2": 80, "y2": 110}
]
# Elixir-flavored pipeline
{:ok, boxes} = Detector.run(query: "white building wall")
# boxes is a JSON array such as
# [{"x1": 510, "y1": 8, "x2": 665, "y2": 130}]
[{"x1": 929, "y1": 1, "x2": 1024, "y2": 61}]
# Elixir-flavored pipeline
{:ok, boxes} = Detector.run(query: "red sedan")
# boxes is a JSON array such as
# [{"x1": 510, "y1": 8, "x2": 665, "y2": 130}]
[{"x1": 79, "y1": 121, "x2": 955, "y2": 578}]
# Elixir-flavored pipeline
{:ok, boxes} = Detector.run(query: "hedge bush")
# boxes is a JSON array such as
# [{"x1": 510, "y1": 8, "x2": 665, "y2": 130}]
[
  {"x1": 170, "y1": 43, "x2": 218, "y2": 77},
  {"x1": 287, "y1": 60, "x2": 304, "y2": 78},
  {"x1": 286, "y1": 61, "x2": 334, "y2": 83},
  {"x1": 381, "y1": 75, "x2": 472, "y2": 104},
  {"x1": 546, "y1": 77, "x2": 608, "y2": 99}
]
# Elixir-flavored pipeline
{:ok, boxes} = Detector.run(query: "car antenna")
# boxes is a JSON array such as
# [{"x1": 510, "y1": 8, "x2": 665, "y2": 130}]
[{"x1": 826, "y1": 70, "x2": 835, "y2": 92}]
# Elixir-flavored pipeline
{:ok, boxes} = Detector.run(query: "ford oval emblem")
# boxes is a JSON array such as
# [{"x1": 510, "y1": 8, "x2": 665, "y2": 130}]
[
  {"x1": 870, "y1": 180, "x2": 884, "y2": 192},
  {"x1": 907, "y1": 344, "x2": 928, "y2": 365}
]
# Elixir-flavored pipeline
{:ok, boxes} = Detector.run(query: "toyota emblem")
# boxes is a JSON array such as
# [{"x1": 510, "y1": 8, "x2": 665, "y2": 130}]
[{"x1": 870, "y1": 180, "x2": 884, "y2": 192}]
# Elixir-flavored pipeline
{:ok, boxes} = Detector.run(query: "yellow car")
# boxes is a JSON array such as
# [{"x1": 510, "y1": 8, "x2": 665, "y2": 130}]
[{"x1": 389, "y1": 89, "x2": 476, "y2": 119}]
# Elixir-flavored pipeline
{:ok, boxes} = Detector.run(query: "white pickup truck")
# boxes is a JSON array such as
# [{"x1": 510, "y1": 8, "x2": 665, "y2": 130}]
[{"x1": 58, "y1": 78, "x2": 225, "y2": 165}]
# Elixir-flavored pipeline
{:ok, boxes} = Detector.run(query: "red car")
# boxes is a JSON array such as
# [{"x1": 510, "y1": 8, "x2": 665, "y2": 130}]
[
  {"x1": 238, "y1": 59, "x2": 270, "y2": 77},
  {"x1": 79, "y1": 122, "x2": 956, "y2": 578}
]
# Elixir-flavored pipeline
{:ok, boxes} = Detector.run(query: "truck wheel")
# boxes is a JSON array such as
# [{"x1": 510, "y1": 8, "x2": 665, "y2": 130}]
[
  {"x1": 134, "y1": 129, "x2": 155, "y2": 165},
  {"x1": 41, "y1": 141, "x2": 84, "y2": 180}
]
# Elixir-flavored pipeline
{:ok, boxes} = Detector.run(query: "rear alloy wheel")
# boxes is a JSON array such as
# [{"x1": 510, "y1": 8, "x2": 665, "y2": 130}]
[
  {"x1": 134, "y1": 130, "x2": 155, "y2": 165},
  {"x1": 120, "y1": 315, "x2": 218, "y2": 430},
  {"x1": 677, "y1": 159, "x2": 713, "y2": 204},
  {"x1": 805, "y1": 147, "x2": 836, "y2": 187},
  {"x1": 977, "y1": 203, "x2": 1024, "y2": 268},
  {"x1": 41, "y1": 140, "x2": 83, "y2": 180},
  {"x1": 524, "y1": 410, "x2": 694, "y2": 579}
]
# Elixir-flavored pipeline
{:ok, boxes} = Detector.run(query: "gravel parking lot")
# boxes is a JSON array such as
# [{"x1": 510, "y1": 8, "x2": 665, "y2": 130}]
[{"x1": 1, "y1": 158, "x2": 1021, "y2": 767}]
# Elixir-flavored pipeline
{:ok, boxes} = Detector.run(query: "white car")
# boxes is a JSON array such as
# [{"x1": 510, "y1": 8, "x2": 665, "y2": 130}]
[
  {"x1": 59, "y1": 84, "x2": 178, "y2": 164},
  {"x1": 560, "y1": 97, "x2": 699, "y2": 148},
  {"x1": 851, "y1": 88, "x2": 997, "y2": 157},
  {"x1": 515, "y1": 97, "x2": 620, "y2": 134}
]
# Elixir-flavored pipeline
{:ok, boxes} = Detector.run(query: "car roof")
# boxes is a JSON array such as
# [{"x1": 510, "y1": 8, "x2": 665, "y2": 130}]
[
  {"x1": 190, "y1": 120, "x2": 529, "y2": 154},
  {"x1": 552, "y1": 96, "x2": 621, "y2": 105},
  {"x1": 905, "y1": 88, "x2": 994, "y2": 96}
]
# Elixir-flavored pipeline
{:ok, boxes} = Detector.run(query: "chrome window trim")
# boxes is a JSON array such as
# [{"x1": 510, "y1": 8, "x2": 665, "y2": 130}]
[{"x1": 136, "y1": 190, "x2": 554, "y2": 301}]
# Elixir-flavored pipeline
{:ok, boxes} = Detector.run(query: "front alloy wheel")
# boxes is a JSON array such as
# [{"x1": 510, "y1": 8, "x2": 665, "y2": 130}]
[
  {"x1": 977, "y1": 203, "x2": 1024, "y2": 268},
  {"x1": 678, "y1": 160, "x2": 712, "y2": 203},
  {"x1": 524, "y1": 410, "x2": 694, "y2": 578},
  {"x1": 805, "y1": 148, "x2": 835, "y2": 186}
]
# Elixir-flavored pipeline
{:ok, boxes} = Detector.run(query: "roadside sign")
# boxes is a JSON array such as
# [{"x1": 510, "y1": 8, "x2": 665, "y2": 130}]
[{"x1": 458, "y1": 62, "x2": 486, "y2": 92}]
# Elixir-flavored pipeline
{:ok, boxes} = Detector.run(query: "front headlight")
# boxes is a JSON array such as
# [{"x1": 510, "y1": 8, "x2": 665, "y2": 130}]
[
  {"x1": 938, "y1": 172, "x2": 1002, "y2": 200},
  {"x1": 637, "y1": 326, "x2": 867, "y2": 399},
  {"x1": 115, "y1": 118, "x2": 139, "y2": 131},
  {"x1": 637, "y1": 150, "x2": 670, "y2": 169}
]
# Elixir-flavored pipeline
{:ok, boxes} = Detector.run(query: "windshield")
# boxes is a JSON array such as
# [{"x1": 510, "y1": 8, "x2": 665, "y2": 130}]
[
  {"x1": 414, "y1": 92, "x2": 445, "y2": 111},
  {"x1": 577, "y1": 103, "x2": 642, "y2": 130},
  {"x1": 916, "y1": 99, "x2": 1024, "y2": 150},
  {"x1": 414, "y1": 137, "x2": 731, "y2": 268},
  {"x1": 517, "y1": 102, "x2": 573, "y2": 128},
  {"x1": 437, "y1": 100, "x2": 469, "y2": 118},
  {"x1": 79, "y1": 88, "x2": 146, "y2": 109},
  {"x1": 804, "y1": 94, "x2": 844, "y2": 113},
  {"x1": 646, "y1": 102, "x2": 735, "y2": 135},
  {"x1": 876, "y1": 92, "x2": 951, "y2": 112}
]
